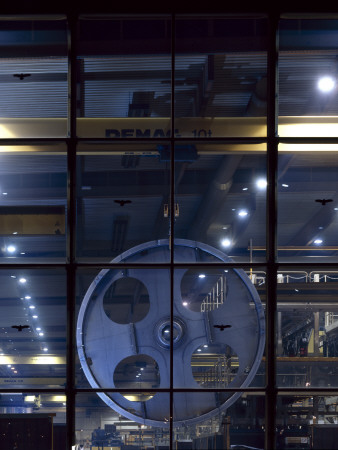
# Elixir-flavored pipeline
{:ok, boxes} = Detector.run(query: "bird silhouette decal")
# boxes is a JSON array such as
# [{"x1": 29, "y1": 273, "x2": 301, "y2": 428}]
[
  {"x1": 13, "y1": 73, "x2": 31, "y2": 80},
  {"x1": 214, "y1": 324, "x2": 232, "y2": 331},
  {"x1": 12, "y1": 325, "x2": 30, "y2": 332},
  {"x1": 315, "y1": 199, "x2": 333, "y2": 205},
  {"x1": 114, "y1": 200, "x2": 132, "y2": 207}
]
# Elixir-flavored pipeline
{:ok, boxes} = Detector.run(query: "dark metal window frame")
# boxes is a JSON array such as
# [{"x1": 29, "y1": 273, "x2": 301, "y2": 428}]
[{"x1": 0, "y1": 11, "x2": 337, "y2": 450}]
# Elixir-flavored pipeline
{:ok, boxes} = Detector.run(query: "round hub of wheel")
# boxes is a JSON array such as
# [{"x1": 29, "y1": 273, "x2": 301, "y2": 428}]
[{"x1": 155, "y1": 317, "x2": 185, "y2": 349}]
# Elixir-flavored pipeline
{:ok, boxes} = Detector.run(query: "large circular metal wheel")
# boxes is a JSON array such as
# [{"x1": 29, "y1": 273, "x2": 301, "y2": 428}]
[{"x1": 76, "y1": 239, "x2": 265, "y2": 427}]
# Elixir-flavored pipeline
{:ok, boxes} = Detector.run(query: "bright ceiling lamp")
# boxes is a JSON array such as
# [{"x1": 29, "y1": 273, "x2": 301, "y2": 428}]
[
  {"x1": 6, "y1": 245, "x2": 16, "y2": 254},
  {"x1": 256, "y1": 178, "x2": 267, "y2": 189},
  {"x1": 221, "y1": 238, "x2": 232, "y2": 247},
  {"x1": 313, "y1": 239, "x2": 323, "y2": 245},
  {"x1": 317, "y1": 76, "x2": 336, "y2": 93}
]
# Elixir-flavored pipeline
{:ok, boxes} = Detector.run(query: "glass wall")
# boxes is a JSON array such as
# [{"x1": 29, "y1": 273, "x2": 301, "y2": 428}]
[
  {"x1": 175, "y1": 16, "x2": 267, "y2": 138},
  {"x1": 0, "y1": 17, "x2": 68, "y2": 138},
  {"x1": 0, "y1": 145, "x2": 67, "y2": 262},
  {"x1": 0, "y1": 11, "x2": 338, "y2": 450}
]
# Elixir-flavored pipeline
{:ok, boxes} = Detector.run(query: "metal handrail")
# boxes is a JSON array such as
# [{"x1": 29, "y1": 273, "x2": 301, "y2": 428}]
[
  {"x1": 309, "y1": 271, "x2": 338, "y2": 282},
  {"x1": 201, "y1": 275, "x2": 226, "y2": 312}
]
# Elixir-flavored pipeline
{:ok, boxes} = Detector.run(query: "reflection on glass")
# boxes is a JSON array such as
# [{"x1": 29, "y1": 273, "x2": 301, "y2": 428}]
[
  {"x1": 0, "y1": 269, "x2": 66, "y2": 389},
  {"x1": 175, "y1": 17, "x2": 267, "y2": 137},
  {"x1": 0, "y1": 393, "x2": 66, "y2": 449},
  {"x1": 276, "y1": 395, "x2": 338, "y2": 449},
  {"x1": 278, "y1": 149, "x2": 338, "y2": 262}
]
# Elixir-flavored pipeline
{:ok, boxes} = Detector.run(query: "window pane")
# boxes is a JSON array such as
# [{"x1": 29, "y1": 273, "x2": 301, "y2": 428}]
[
  {"x1": 0, "y1": 18, "x2": 68, "y2": 138},
  {"x1": 77, "y1": 16, "x2": 171, "y2": 138},
  {"x1": 76, "y1": 268, "x2": 170, "y2": 390},
  {"x1": 76, "y1": 143, "x2": 171, "y2": 261},
  {"x1": 175, "y1": 16, "x2": 268, "y2": 137},
  {"x1": 173, "y1": 393, "x2": 265, "y2": 449},
  {"x1": 0, "y1": 393, "x2": 66, "y2": 449},
  {"x1": 278, "y1": 145, "x2": 338, "y2": 262},
  {"x1": 0, "y1": 146, "x2": 67, "y2": 262},
  {"x1": 174, "y1": 143, "x2": 267, "y2": 262},
  {"x1": 279, "y1": 19, "x2": 338, "y2": 137},
  {"x1": 277, "y1": 266, "x2": 338, "y2": 388},
  {"x1": 76, "y1": 392, "x2": 170, "y2": 444},
  {"x1": 277, "y1": 394, "x2": 338, "y2": 449},
  {"x1": 0, "y1": 269, "x2": 66, "y2": 389},
  {"x1": 175, "y1": 266, "x2": 265, "y2": 389}
]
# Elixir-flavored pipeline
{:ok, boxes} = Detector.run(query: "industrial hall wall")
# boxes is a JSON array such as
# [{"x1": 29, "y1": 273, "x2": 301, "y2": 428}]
[{"x1": 0, "y1": 11, "x2": 338, "y2": 450}]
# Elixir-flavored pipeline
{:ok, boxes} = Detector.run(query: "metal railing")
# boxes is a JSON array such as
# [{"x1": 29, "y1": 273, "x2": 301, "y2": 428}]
[
  {"x1": 200, "y1": 355, "x2": 238, "y2": 388},
  {"x1": 246, "y1": 270, "x2": 338, "y2": 285},
  {"x1": 200, "y1": 276, "x2": 226, "y2": 312}
]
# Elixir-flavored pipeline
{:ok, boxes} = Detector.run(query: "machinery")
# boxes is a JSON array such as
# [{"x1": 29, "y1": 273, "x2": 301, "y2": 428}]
[{"x1": 76, "y1": 239, "x2": 265, "y2": 427}]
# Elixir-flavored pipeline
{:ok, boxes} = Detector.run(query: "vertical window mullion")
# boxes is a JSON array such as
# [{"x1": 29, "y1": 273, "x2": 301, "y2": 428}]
[
  {"x1": 265, "y1": 10, "x2": 279, "y2": 450},
  {"x1": 169, "y1": 12, "x2": 176, "y2": 450},
  {"x1": 66, "y1": 12, "x2": 78, "y2": 450}
]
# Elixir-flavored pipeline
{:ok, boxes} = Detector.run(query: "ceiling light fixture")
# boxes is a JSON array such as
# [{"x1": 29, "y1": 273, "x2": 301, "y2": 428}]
[
  {"x1": 318, "y1": 76, "x2": 336, "y2": 93},
  {"x1": 256, "y1": 178, "x2": 267, "y2": 189},
  {"x1": 314, "y1": 239, "x2": 323, "y2": 245},
  {"x1": 238, "y1": 210, "x2": 248, "y2": 217},
  {"x1": 221, "y1": 238, "x2": 232, "y2": 247}
]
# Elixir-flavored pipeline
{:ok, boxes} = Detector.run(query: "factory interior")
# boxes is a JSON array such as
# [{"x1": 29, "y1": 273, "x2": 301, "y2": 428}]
[{"x1": 1, "y1": 8, "x2": 338, "y2": 450}]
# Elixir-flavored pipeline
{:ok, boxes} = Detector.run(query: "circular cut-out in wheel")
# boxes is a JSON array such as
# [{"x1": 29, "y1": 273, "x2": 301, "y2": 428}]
[{"x1": 76, "y1": 239, "x2": 265, "y2": 427}]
